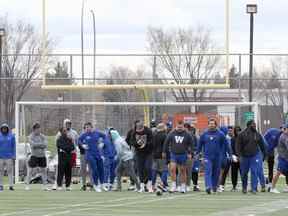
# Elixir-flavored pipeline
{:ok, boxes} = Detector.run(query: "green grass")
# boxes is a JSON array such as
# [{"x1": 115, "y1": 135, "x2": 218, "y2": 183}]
[{"x1": 1, "y1": 180, "x2": 288, "y2": 216}]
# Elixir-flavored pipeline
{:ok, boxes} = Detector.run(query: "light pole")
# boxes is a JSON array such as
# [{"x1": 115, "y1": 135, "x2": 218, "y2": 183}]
[
  {"x1": 0, "y1": 28, "x2": 6, "y2": 121},
  {"x1": 246, "y1": 4, "x2": 257, "y2": 104},
  {"x1": 81, "y1": 0, "x2": 86, "y2": 85},
  {"x1": 90, "y1": 10, "x2": 96, "y2": 84}
]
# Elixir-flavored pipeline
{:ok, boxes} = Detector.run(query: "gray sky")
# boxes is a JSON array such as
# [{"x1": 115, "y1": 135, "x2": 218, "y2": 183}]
[{"x1": 1, "y1": 0, "x2": 287, "y2": 54}]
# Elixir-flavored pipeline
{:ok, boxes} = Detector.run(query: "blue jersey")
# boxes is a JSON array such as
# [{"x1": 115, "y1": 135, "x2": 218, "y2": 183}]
[
  {"x1": 264, "y1": 128, "x2": 282, "y2": 155},
  {"x1": 78, "y1": 130, "x2": 107, "y2": 159},
  {"x1": 103, "y1": 132, "x2": 117, "y2": 159},
  {"x1": 198, "y1": 129, "x2": 228, "y2": 160}
]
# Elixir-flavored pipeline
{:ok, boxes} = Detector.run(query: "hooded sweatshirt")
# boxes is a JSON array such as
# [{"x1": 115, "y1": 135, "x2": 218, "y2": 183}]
[
  {"x1": 28, "y1": 132, "x2": 48, "y2": 158},
  {"x1": 198, "y1": 128, "x2": 227, "y2": 160},
  {"x1": 236, "y1": 127, "x2": 266, "y2": 158},
  {"x1": 110, "y1": 130, "x2": 134, "y2": 162},
  {"x1": 0, "y1": 124, "x2": 16, "y2": 159},
  {"x1": 277, "y1": 132, "x2": 288, "y2": 161},
  {"x1": 163, "y1": 129, "x2": 194, "y2": 155},
  {"x1": 152, "y1": 129, "x2": 167, "y2": 159},
  {"x1": 264, "y1": 128, "x2": 282, "y2": 155}
]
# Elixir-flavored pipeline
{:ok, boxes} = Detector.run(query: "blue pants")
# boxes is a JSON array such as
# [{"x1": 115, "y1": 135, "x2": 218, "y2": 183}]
[
  {"x1": 204, "y1": 157, "x2": 221, "y2": 191},
  {"x1": 240, "y1": 153, "x2": 260, "y2": 192},
  {"x1": 87, "y1": 154, "x2": 104, "y2": 186},
  {"x1": 257, "y1": 154, "x2": 265, "y2": 187},
  {"x1": 104, "y1": 158, "x2": 117, "y2": 185},
  {"x1": 152, "y1": 170, "x2": 168, "y2": 187}
]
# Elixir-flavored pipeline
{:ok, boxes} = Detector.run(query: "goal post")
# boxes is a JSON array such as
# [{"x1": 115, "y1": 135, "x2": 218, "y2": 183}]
[{"x1": 14, "y1": 101, "x2": 259, "y2": 183}]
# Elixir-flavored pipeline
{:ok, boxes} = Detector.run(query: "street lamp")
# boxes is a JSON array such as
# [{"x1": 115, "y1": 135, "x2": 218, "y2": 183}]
[
  {"x1": 0, "y1": 28, "x2": 6, "y2": 121},
  {"x1": 90, "y1": 10, "x2": 96, "y2": 85},
  {"x1": 246, "y1": 4, "x2": 257, "y2": 105}
]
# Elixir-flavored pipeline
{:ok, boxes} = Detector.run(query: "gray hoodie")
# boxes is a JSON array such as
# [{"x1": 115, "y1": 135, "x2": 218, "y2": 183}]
[
  {"x1": 110, "y1": 130, "x2": 133, "y2": 162},
  {"x1": 28, "y1": 132, "x2": 48, "y2": 158},
  {"x1": 277, "y1": 132, "x2": 288, "y2": 161}
]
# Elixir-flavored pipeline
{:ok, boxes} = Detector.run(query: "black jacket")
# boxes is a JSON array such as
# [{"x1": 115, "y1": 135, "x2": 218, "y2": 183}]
[
  {"x1": 129, "y1": 127, "x2": 153, "y2": 155},
  {"x1": 57, "y1": 135, "x2": 75, "y2": 154},
  {"x1": 236, "y1": 128, "x2": 266, "y2": 158},
  {"x1": 152, "y1": 130, "x2": 167, "y2": 159},
  {"x1": 163, "y1": 129, "x2": 194, "y2": 155}
]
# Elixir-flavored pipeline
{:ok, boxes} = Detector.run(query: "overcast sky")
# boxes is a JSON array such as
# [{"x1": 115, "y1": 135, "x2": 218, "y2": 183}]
[{"x1": 1, "y1": 0, "x2": 287, "y2": 54}]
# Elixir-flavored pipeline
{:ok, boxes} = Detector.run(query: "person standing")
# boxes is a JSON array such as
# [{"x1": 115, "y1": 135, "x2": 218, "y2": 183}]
[
  {"x1": 270, "y1": 124, "x2": 288, "y2": 193},
  {"x1": 197, "y1": 119, "x2": 229, "y2": 194},
  {"x1": 78, "y1": 122, "x2": 109, "y2": 192},
  {"x1": 163, "y1": 120, "x2": 194, "y2": 193},
  {"x1": 218, "y1": 126, "x2": 232, "y2": 192},
  {"x1": 129, "y1": 120, "x2": 153, "y2": 193},
  {"x1": 151, "y1": 123, "x2": 169, "y2": 192},
  {"x1": 236, "y1": 120, "x2": 266, "y2": 194},
  {"x1": 0, "y1": 124, "x2": 15, "y2": 191},
  {"x1": 25, "y1": 123, "x2": 49, "y2": 191},
  {"x1": 56, "y1": 127, "x2": 75, "y2": 191},
  {"x1": 263, "y1": 127, "x2": 283, "y2": 190},
  {"x1": 230, "y1": 126, "x2": 242, "y2": 191}
]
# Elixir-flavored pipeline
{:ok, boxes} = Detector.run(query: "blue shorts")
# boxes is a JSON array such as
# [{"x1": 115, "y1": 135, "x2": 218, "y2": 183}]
[
  {"x1": 170, "y1": 153, "x2": 187, "y2": 165},
  {"x1": 277, "y1": 157, "x2": 288, "y2": 176}
]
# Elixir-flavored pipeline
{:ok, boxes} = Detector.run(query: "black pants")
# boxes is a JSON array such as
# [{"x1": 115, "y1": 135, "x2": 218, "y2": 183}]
[
  {"x1": 267, "y1": 155, "x2": 274, "y2": 183},
  {"x1": 231, "y1": 161, "x2": 240, "y2": 189},
  {"x1": 192, "y1": 172, "x2": 198, "y2": 186},
  {"x1": 136, "y1": 153, "x2": 152, "y2": 183},
  {"x1": 220, "y1": 162, "x2": 231, "y2": 186},
  {"x1": 57, "y1": 153, "x2": 72, "y2": 187}
]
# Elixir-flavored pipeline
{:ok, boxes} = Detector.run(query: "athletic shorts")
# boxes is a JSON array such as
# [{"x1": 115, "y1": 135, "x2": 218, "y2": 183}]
[
  {"x1": 28, "y1": 156, "x2": 47, "y2": 168},
  {"x1": 170, "y1": 153, "x2": 187, "y2": 165},
  {"x1": 152, "y1": 159, "x2": 168, "y2": 172},
  {"x1": 277, "y1": 157, "x2": 288, "y2": 176}
]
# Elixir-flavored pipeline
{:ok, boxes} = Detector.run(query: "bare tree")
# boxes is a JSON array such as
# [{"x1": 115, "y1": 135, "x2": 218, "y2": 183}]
[
  {"x1": 147, "y1": 26, "x2": 221, "y2": 102},
  {"x1": 0, "y1": 16, "x2": 54, "y2": 125},
  {"x1": 102, "y1": 66, "x2": 146, "y2": 134}
]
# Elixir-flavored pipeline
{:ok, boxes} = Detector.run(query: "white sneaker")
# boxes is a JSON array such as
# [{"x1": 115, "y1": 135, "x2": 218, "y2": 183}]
[
  {"x1": 52, "y1": 184, "x2": 57, "y2": 190},
  {"x1": 186, "y1": 186, "x2": 191, "y2": 192},
  {"x1": 180, "y1": 184, "x2": 186, "y2": 193},
  {"x1": 270, "y1": 188, "x2": 280, "y2": 194},
  {"x1": 25, "y1": 185, "x2": 30, "y2": 191},
  {"x1": 138, "y1": 183, "x2": 145, "y2": 193},
  {"x1": 147, "y1": 181, "x2": 153, "y2": 193},
  {"x1": 169, "y1": 182, "x2": 177, "y2": 193},
  {"x1": 66, "y1": 187, "x2": 72, "y2": 191},
  {"x1": 43, "y1": 186, "x2": 51, "y2": 191},
  {"x1": 102, "y1": 184, "x2": 109, "y2": 192},
  {"x1": 218, "y1": 185, "x2": 224, "y2": 192},
  {"x1": 57, "y1": 187, "x2": 63, "y2": 191},
  {"x1": 283, "y1": 186, "x2": 288, "y2": 193},
  {"x1": 94, "y1": 185, "x2": 102, "y2": 192}
]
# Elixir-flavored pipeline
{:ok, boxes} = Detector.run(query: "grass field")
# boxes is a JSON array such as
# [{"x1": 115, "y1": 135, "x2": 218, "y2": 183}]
[{"x1": 1, "y1": 181, "x2": 288, "y2": 216}]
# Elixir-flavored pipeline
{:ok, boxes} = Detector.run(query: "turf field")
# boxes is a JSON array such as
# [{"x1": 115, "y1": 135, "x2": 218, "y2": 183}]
[{"x1": 0, "y1": 182, "x2": 288, "y2": 216}]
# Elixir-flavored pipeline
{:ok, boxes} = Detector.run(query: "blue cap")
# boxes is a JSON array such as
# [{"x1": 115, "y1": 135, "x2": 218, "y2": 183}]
[{"x1": 282, "y1": 124, "x2": 288, "y2": 129}]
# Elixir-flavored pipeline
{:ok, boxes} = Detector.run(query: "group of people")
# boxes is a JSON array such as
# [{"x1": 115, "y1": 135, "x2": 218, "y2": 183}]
[{"x1": 0, "y1": 117, "x2": 288, "y2": 195}]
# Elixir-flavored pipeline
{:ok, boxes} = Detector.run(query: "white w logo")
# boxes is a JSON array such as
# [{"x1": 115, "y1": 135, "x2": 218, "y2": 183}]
[{"x1": 175, "y1": 136, "x2": 184, "y2": 144}]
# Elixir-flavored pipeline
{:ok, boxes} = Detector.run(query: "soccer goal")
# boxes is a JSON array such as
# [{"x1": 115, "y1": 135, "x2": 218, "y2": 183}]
[{"x1": 14, "y1": 101, "x2": 259, "y2": 183}]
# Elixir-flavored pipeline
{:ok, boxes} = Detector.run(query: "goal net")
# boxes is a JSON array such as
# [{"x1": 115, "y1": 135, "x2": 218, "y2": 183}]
[{"x1": 14, "y1": 101, "x2": 259, "y2": 183}]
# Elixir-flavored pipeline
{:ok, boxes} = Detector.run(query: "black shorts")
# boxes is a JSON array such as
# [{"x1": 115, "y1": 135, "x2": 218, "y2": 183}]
[{"x1": 28, "y1": 156, "x2": 47, "y2": 168}]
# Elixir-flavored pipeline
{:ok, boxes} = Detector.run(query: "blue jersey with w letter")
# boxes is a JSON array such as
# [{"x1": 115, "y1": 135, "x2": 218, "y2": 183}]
[{"x1": 163, "y1": 129, "x2": 194, "y2": 155}]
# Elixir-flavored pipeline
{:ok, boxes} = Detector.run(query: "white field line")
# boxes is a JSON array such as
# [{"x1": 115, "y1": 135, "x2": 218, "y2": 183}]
[
  {"x1": 0, "y1": 195, "x2": 148, "y2": 216},
  {"x1": 209, "y1": 199, "x2": 288, "y2": 216},
  {"x1": 42, "y1": 193, "x2": 198, "y2": 216}
]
